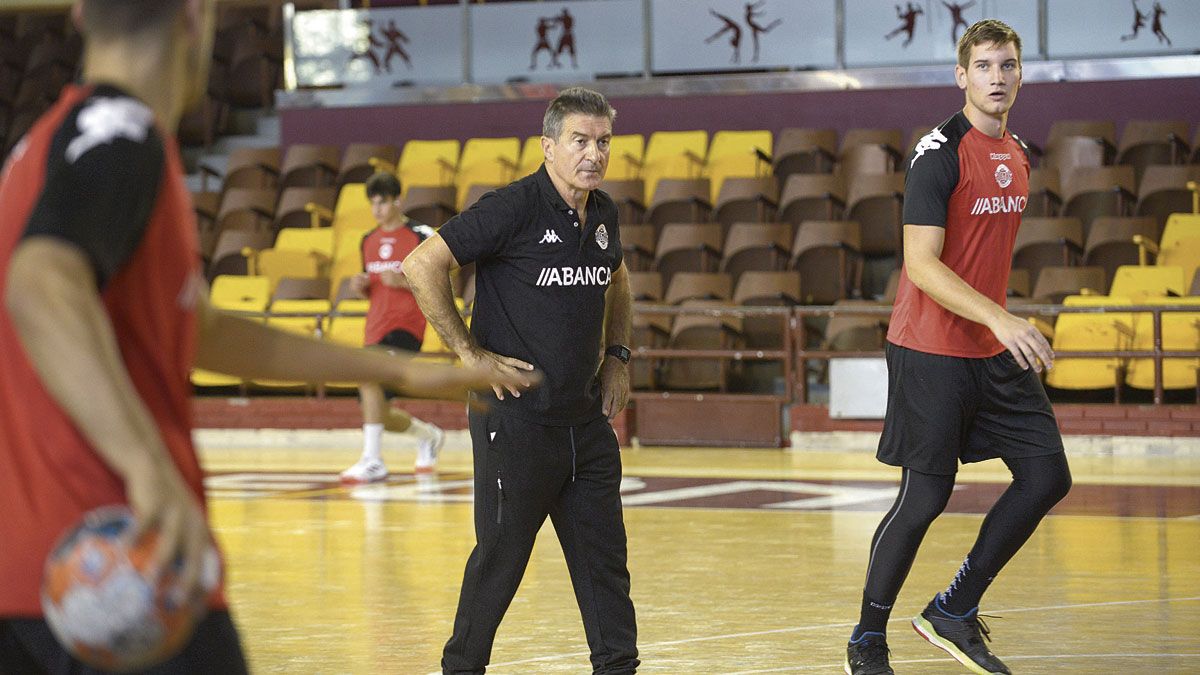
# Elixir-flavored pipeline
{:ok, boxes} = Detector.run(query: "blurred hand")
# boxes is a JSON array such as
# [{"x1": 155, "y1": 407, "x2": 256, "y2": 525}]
[
  {"x1": 393, "y1": 350, "x2": 540, "y2": 401},
  {"x1": 379, "y1": 269, "x2": 404, "y2": 288},
  {"x1": 988, "y1": 311, "x2": 1054, "y2": 372},
  {"x1": 600, "y1": 356, "x2": 629, "y2": 421},
  {"x1": 348, "y1": 273, "x2": 369, "y2": 297},
  {"x1": 124, "y1": 459, "x2": 211, "y2": 602}
]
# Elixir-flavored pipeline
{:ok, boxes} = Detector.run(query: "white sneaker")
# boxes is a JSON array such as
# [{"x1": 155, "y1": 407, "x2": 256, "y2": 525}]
[
  {"x1": 340, "y1": 458, "x2": 388, "y2": 485},
  {"x1": 414, "y1": 425, "x2": 444, "y2": 474}
]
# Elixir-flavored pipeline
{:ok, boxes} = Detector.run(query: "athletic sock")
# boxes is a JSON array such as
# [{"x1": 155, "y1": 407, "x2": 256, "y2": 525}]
[
  {"x1": 849, "y1": 626, "x2": 886, "y2": 644},
  {"x1": 407, "y1": 417, "x2": 439, "y2": 441},
  {"x1": 362, "y1": 423, "x2": 384, "y2": 461},
  {"x1": 855, "y1": 593, "x2": 893, "y2": 637},
  {"x1": 939, "y1": 555, "x2": 994, "y2": 616}
]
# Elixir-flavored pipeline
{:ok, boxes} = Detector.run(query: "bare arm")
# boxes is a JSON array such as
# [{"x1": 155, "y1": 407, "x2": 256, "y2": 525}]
[
  {"x1": 903, "y1": 224, "x2": 1053, "y2": 370},
  {"x1": 600, "y1": 262, "x2": 633, "y2": 420},
  {"x1": 403, "y1": 233, "x2": 536, "y2": 398},
  {"x1": 5, "y1": 238, "x2": 210, "y2": 596}
]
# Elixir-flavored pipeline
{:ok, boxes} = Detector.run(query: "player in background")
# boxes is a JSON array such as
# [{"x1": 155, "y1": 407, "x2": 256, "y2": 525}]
[
  {"x1": 339, "y1": 172, "x2": 445, "y2": 484},
  {"x1": 843, "y1": 19, "x2": 1071, "y2": 675},
  {"x1": 0, "y1": 1, "x2": 532, "y2": 671}
]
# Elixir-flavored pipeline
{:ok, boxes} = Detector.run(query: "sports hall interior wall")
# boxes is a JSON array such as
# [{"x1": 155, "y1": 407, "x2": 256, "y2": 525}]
[{"x1": 279, "y1": 76, "x2": 1200, "y2": 153}]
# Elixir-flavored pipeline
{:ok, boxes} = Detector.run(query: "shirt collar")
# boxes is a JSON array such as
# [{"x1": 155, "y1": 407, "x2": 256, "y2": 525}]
[{"x1": 536, "y1": 164, "x2": 591, "y2": 215}]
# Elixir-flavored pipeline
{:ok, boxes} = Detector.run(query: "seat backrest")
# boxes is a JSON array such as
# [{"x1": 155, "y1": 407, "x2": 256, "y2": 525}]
[
  {"x1": 845, "y1": 173, "x2": 904, "y2": 213},
  {"x1": 643, "y1": 130, "x2": 709, "y2": 203},
  {"x1": 280, "y1": 144, "x2": 340, "y2": 188},
  {"x1": 1108, "y1": 265, "x2": 1185, "y2": 300},
  {"x1": 1117, "y1": 119, "x2": 1190, "y2": 158},
  {"x1": 1084, "y1": 216, "x2": 1158, "y2": 254},
  {"x1": 275, "y1": 227, "x2": 335, "y2": 256},
  {"x1": 456, "y1": 137, "x2": 520, "y2": 209},
  {"x1": 275, "y1": 186, "x2": 338, "y2": 230},
  {"x1": 723, "y1": 222, "x2": 791, "y2": 259},
  {"x1": 733, "y1": 270, "x2": 801, "y2": 305},
  {"x1": 839, "y1": 128, "x2": 901, "y2": 156},
  {"x1": 774, "y1": 128, "x2": 837, "y2": 160},
  {"x1": 1030, "y1": 265, "x2": 1106, "y2": 302},
  {"x1": 210, "y1": 275, "x2": 271, "y2": 313},
  {"x1": 629, "y1": 271, "x2": 663, "y2": 301},
  {"x1": 1062, "y1": 165, "x2": 1136, "y2": 205},
  {"x1": 1044, "y1": 136, "x2": 1106, "y2": 175},
  {"x1": 516, "y1": 135, "x2": 543, "y2": 177},
  {"x1": 273, "y1": 277, "x2": 331, "y2": 302},
  {"x1": 1014, "y1": 217, "x2": 1084, "y2": 254},
  {"x1": 838, "y1": 143, "x2": 898, "y2": 177},
  {"x1": 655, "y1": 223, "x2": 724, "y2": 259},
  {"x1": 706, "y1": 130, "x2": 773, "y2": 202},
  {"x1": 607, "y1": 134, "x2": 646, "y2": 181},
  {"x1": 664, "y1": 272, "x2": 732, "y2": 305},
  {"x1": 338, "y1": 143, "x2": 399, "y2": 185},
  {"x1": 216, "y1": 187, "x2": 275, "y2": 232},
  {"x1": 1047, "y1": 119, "x2": 1116, "y2": 150},
  {"x1": 223, "y1": 146, "x2": 280, "y2": 190},
  {"x1": 791, "y1": 220, "x2": 861, "y2": 258},
  {"x1": 398, "y1": 139, "x2": 460, "y2": 189}
]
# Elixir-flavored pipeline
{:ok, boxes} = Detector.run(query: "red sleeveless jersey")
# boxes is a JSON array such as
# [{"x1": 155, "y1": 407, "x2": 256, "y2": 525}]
[
  {"x1": 360, "y1": 222, "x2": 430, "y2": 346},
  {"x1": 888, "y1": 111, "x2": 1031, "y2": 357},
  {"x1": 0, "y1": 84, "x2": 222, "y2": 616}
]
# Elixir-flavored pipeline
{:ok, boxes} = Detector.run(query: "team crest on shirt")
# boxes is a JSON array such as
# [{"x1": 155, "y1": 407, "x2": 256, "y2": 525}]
[
  {"x1": 596, "y1": 223, "x2": 609, "y2": 250},
  {"x1": 994, "y1": 163, "x2": 1013, "y2": 189},
  {"x1": 379, "y1": 242, "x2": 394, "y2": 259}
]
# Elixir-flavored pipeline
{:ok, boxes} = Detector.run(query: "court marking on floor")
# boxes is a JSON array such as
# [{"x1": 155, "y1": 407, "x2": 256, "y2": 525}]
[{"x1": 469, "y1": 596, "x2": 1200, "y2": 674}]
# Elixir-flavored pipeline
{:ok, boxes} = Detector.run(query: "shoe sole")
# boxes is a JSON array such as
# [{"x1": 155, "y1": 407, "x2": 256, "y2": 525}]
[
  {"x1": 414, "y1": 428, "x2": 445, "y2": 473},
  {"x1": 339, "y1": 474, "x2": 388, "y2": 485},
  {"x1": 843, "y1": 656, "x2": 852, "y2": 675},
  {"x1": 912, "y1": 615, "x2": 1001, "y2": 675}
]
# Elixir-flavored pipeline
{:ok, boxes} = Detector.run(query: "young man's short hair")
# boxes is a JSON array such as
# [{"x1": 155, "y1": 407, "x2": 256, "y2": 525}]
[
  {"x1": 365, "y1": 172, "x2": 402, "y2": 201},
  {"x1": 542, "y1": 87, "x2": 616, "y2": 142},
  {"x1": 957, "y1": 19, "x2": 1022, "y2": 68},
  {"x1": 81, "y1": 0, "x2": 186, "y2": 38}
]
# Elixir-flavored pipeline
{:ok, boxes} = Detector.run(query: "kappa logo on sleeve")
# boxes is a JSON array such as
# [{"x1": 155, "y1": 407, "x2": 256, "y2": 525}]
[
  {"x1": 65, "y1": 97, "x2": 154, "y2": 164},
  {"x1": 910, "y1": 127, "x2": 949, "y2": 168}
]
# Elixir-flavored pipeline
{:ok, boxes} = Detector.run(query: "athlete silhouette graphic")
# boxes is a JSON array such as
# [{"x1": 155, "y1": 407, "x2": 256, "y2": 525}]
[
  {"x1": 554, "y1": 8, "x2": 578, "y2": 69},
  {"x1": 943, "y1": 1, "x2": 976, "y2": 43},
  {"x1": 1151, "y1": 1, "x2": 1172, "y2": 46},
  {"x1": 885, "y1": 2, "x2": 924, "y2": 48},
  {"x1": 380, "y1": 20, "x2": 412, "y2": 71},
  {"x1": 744, "y1": 1, "x2": 782, "y2": 63},
  {"x1": 531, "y1": 17, "x2": 559, "y2": 70},
  {"x1": 1120, "y1": 0, "x2": 1148, "y2": 41},
  {"x1": 350, "y1": 19, "x2": 383, "y2": 74},
  {"x1": 705, "y1": 10, "x2": 743, "y2": 64}
]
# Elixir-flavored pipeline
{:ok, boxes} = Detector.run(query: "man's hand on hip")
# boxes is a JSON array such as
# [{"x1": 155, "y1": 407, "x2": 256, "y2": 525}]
[{"x1": 461, "y1": 347, "x2": 538, "y2": 400}]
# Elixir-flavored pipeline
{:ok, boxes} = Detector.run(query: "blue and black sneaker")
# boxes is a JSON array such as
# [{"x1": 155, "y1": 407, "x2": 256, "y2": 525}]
[
  {"x1": 844, "y1": 631, "x2": 894, "y2": 675},
  {"x1": 912, "y1": 597, "x2": 1011, "y2": 675}
]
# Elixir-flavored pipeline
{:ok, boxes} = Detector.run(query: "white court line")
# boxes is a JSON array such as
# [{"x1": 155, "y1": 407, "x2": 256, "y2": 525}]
[
  {"x1": 473, "y1": 595, "x2": 1200, "y2": 673},
  {"x1": 726, "y1": 653, "x2": 1200, "y2": 674}
]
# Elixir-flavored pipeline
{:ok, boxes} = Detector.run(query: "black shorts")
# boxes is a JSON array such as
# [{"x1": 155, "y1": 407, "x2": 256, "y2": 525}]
[
  {"x1": 0, "y1": 610, "x2": 247, "y2": 675},
  {"x1": 876, "y1": 342, "x2": 1065, "y2": 476},
  {"x1": 371, "y1": 329, "x2": 421, "y2": 353}
]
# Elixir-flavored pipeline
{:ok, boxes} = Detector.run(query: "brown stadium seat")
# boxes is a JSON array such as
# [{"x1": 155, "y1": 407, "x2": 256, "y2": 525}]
[
  {"x1": 202, "y1": 146, "x2": 280, "y2": 193},
  {"x1": 653, "y1": 223, "x2": 723, "y2": 288},
  {"x1": 839, "y1": 143, "x2": 901, "y2": 178},
  {"x1": 337, "y1": 143, "x2": 399, "y2": 188},
  {"x1": 788, "y1": 220, "x2": 862, "y2": 305},
  {"x1": 1041, "y1": 120, "x2": 1116, "y2": 166},
  {"x1": 1062, "y1": 165, "x2": 1137, "y2": 236},
  {"x1": 1012, "y1": 217, "x2": 1084, "y2": 289},
  {"x1": 273, "y1": 187, "x2": 337, "y2": 231},
  {"x1": 601, "y1": 179, "x2": 646, "y2": 225},
  {"x1": 778, "y1": 173, "x2": 846, "y2": 226},
  {"x1": 1030, "y1": 266, "x2": 1107, "y2": 304},
  {"x1": 1026, "y1": 167, "x2": 1062, "y2": 218},
  {"x1": 1135, "y1": 165, "x2": 1200, "y2": 231},
  {"x1": 720, "y1": 222, "x2": 791, "y2": 286},
  {"x1": 272, "y1": 277, "x2": 331, "y2": 303},
  {"x1": 1042, "y1": 136, "x2": 1107, "y2": 177},
  {"x1": 658, "y1": 299, "x2": 743, "y2": 392},
  {"x1": 629, "y1": 271, "x2": 664, "y2": 301},
  {"x1": 461, "y1": 183, "x2": 502, "y2": 211},
  {"x1": 206, "y1": 230, "x2": 273, "y2": 282},
  {"x1": 402, "y1": 185, "x2": 457, "y2": 228},
  {"x1": 773, "y1": 127, "x2": 837, "y2": 181},
  {"x1": 621, "y1": 224, "x2": 657, "y2": 272},
  {"x1": 822, "y1": 299, "x2": 887, "y2": 352},
  {"x1": 839, "y1": 128, "x2": 902, "y2": 159},
  {"x1": 192, "y1": 191, "x2": 222, "y2": 260},
  {"x1": 712, "y1": 176, "x2": 778, "y2": 233},
  {"x1": 215, "y1": 187, "x2": 275, "y2": 234},
  {"x1": 1083, "y1": 216, "x2": 1159, "y2": 288},
  {"x1": 1116, "y1": 120, "x2": 1191, "y2": 183},
  {"x1": 663, "y1": 272, "x2": 732, "y2": 306},
  {"x1": 646, "y1": 178, "x2": 712, "y2": 234},
  {"x1": 223, "y1": 28, "x2": 282, "y2": 109},
  {"x1": 845, "y1": 173, "x2": 904, "y2": 258},
  {"x1": 734, "y1": 270, "x2": 801, "y2": 348},
  {"x1": 279, "y1": 144, "x2": 340, "y2": 190}
]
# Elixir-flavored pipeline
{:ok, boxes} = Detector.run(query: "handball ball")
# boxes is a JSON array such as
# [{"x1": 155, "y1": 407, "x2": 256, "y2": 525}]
[{"x1": 41, "y1": 505, "x2": 220, "y2": 672}]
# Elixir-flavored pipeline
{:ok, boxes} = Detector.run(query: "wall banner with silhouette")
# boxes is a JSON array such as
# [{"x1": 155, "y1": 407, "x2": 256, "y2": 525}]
[
  {"x1": 651, "y1": 0, "x2": 835, "y2": 73},
  {"x1": 844, "y1": 0, "x2": 1038, "y2": 67},
  {"x1": 291, "y1": 6, "x2": 463, "y2": 87},
  {"x1": 1047, "y1": 0, "x2": 1197, "y2": 58},
  {"x1": 471, "y1": 0, "x2": 644, "y2": 84}
]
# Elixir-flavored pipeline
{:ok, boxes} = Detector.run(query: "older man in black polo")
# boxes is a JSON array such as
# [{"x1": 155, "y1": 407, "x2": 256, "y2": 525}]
[{"x1": 403, "y1": 87, "x2": 638, "y2": 674}]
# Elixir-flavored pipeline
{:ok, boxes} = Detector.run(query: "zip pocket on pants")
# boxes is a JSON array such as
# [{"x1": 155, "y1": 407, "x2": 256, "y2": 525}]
[{"x1": 495, "y1": 472, "x2": 504, "y2": 524}]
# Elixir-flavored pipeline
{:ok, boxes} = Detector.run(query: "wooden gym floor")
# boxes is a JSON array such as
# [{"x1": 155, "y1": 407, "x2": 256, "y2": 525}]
[{"x1": 198, "y1": 431, "x2": 1200, "y2": 674}]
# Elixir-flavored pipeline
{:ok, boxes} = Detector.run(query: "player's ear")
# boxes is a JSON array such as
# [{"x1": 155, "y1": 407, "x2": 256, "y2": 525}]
[
  {"x1": 954, "y1": 64, "x2": 967, "y2": 91},
  {"x1": 541, "y1": 135, "x2": 554, "y2": 162},
  {"x1": 70, "y1": 1, "x2": 84, "y2": 33}
]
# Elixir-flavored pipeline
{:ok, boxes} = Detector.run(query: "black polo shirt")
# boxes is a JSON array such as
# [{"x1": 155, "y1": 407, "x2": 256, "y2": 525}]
[{"x1": 439, "y1": 165, "x2": 623, "y2": 426}]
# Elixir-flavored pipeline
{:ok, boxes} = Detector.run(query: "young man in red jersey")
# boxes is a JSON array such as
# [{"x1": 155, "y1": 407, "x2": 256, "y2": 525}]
[
  {"x1": 339, "y1": 172, "x2": 445, "y2": 484},
  {"x1": 843, "y1": 20, "x2": 1071, "y2": 675},
  {"x1": 0, "y1": 2, "x2": 531, "y2": 672}
]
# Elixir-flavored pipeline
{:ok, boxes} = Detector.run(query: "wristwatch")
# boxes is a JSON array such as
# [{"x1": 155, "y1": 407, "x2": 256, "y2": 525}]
[{"x1": 605, "y1": 344, "x2": 631, "y2": 364}]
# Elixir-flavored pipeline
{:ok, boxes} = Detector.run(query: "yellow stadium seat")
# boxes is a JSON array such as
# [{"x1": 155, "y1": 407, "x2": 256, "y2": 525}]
[
  {"x1": 1161, "y1": 213, "x2": 1200, "y2": 250},
  {"x1": 1126, "y1": 297, "x2": 1200, "y2": 390},
  {"x1": 192, "y1": 275, "x2": 271, "y2": 388},
  {"x1": 275, "y1": 228, "x2": 334, "y2": 258},
  {"x1": 455, "y1": 137, "x2": 520, "y2": 210},
  {"x1": 1157, "y1": 238, "x2": 1200, "y2": 288},
  {"x1": 1108, "y1": 265, "x2": 1185, "y2": 300},
  {"x1": 642, "y1": 130, "x2": 708, "y2": 205},
  {"x1": 398, "y1": 139, "x2": 460, "y2": 191},
  {"x1": 322, "y1": 300, "x2": 369, "y2": 390},
  {"x1": 607, "y1": 134, "x2": 646, "y2": 181},
  {"x1": 705, "y1": 130, "x2": 773, "y2": 203},
  {"x1": 333, "y1": 183, "x2": 373, "y2": 232},
  {"x1": 1045, "y1": 295, "x2": 1133, "y2": 391},
  {"x1": 253, "y1": 299, "x2": 331, "y2": 389},
  {"x1": 254, "y1": 248, "x2": 326, "y2": 295},
  {"x1": 517, "y1": 135, "x2": 544, "y2": 177}
]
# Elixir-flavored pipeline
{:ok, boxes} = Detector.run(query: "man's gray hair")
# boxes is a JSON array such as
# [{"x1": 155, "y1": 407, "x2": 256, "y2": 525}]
[{"x1": 542, "y1": 87, "x2": 616, "y2": 141}]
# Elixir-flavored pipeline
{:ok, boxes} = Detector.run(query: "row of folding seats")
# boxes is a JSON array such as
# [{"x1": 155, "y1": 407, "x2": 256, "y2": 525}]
[
  {"x1": 1031, "y1": 119, "x2": 1198, "y2": 182},
  {"x1": 1026, "y1": 164, "x2": 1199, "y2": 230}
]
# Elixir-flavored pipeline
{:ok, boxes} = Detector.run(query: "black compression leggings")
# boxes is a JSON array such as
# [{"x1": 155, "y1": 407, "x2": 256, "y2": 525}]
[{"x1": 862, "y1": 453, "x2": 1072, "y2": 614}]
